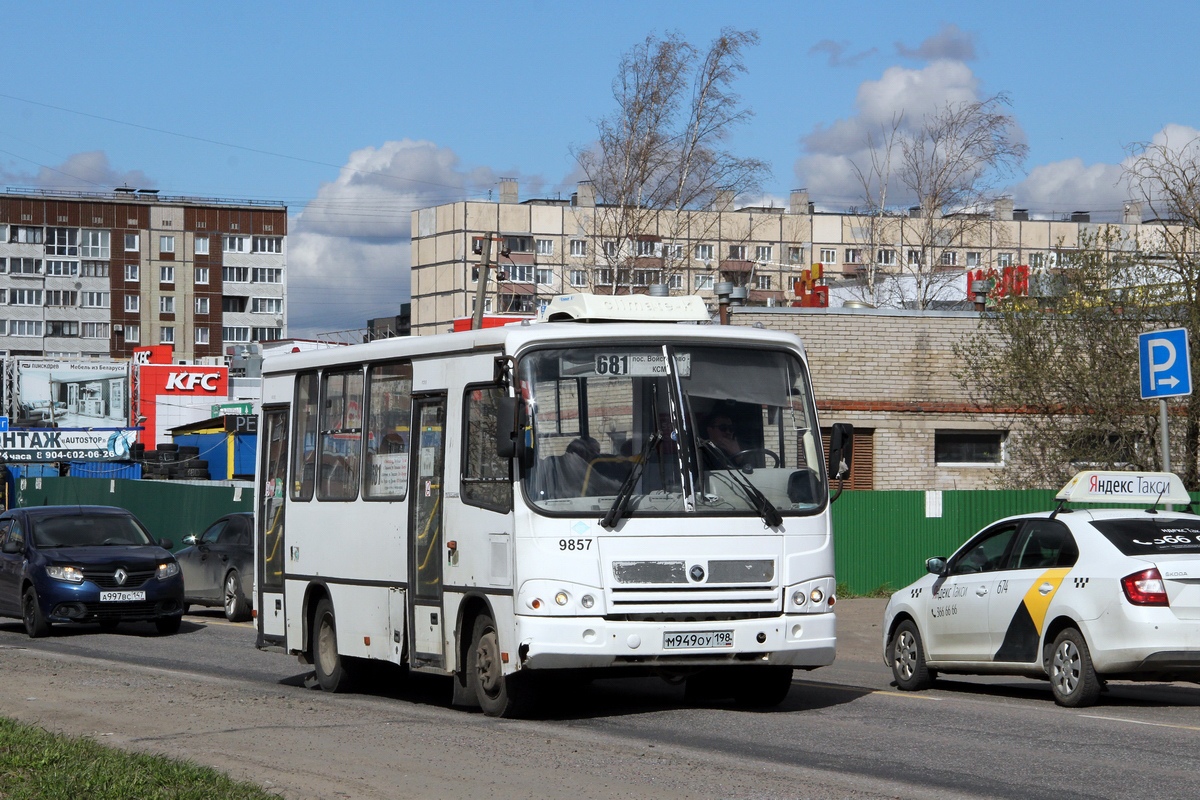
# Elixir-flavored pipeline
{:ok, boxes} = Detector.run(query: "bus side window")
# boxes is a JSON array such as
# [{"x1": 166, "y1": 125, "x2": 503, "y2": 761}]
[
  {"x1": 291, "y1": 372, "x2": 319, "y2": 502},
  {"x1": 318, "y1": 368, "x2": 364, "y2": 501},
  {"x1": 462, "y1": 385, "x2": 513, "y2": 512}
]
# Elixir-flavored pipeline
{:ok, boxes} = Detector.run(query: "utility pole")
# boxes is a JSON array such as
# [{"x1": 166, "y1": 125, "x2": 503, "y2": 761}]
[{"x1": 471, "y1": 233, "x2": 495, "y2": 330}]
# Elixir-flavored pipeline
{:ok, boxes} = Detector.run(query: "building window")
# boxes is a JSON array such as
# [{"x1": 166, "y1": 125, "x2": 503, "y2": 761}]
[
  {"x1": 11, "y1": 289, "x2": 43, "y2": 306},
  {"x1": 124, "y1": 233, "x2": 139, "y2": 251},
  {"x1": 877, "y1": 249, "x2": 896, "y2": 266},
  {"x1": 160, "y1": 296, "x2": 176, "y2": 314},
  {"x1": 196, "y1": 297, "x2": 210, "y2": 314},
  {"x1": 81, "y1": 322, "x2": 110, "y2": 339},
  {"x1": 569, "y1": 269, "x2": 588, "y2": 287},
  {"x1": 570, "y1": 239, "x2": 587, "y2": 257},
  {"x1": 788, "y1": 246, "x2": 802, "y2": 264},
  {"x1": 45, "y1": 290, "x2": 76, "y2": 306},
  {"x1": 695, "y1": 274, "x2": 715, "y2": 291},
  {"x1": 253, "y1": 327, "x2": 282, "y2": 341},
  {"x1": 47, "y1": 320, "x2": 79, "y2": 337},
  {"x1": 966, "y1": 251, "x2": 983, "y2": 267},
  {"x1": 695, "y1": 244, "x2": 714, "y2": 262},
  {"x1": 195, "y1": 236, "x2": 210, "y2": 256},
  {"x1": 907, "y1": 249, "x2": 922, "y2": 266},
  {"x1": 631, "y1": 269, "x2": 659, "y2": 286},
  {"x1": 940, "y1": 251, "x2": 958, "y2": 266},
  {"x1": 46, "y1": 228, "x2": 78, "y2": 256},
  {"x1": 535, "y1": 238, "x2": 553, "y2": 256},
  {"x1": 252, "y1": 297, "x2": 282, "y2": 314},
  {"x1": 535, "y1": 268, "x2": 554, "y2": 286},
  {"x1": 224, "y1": 235, "x2": 248, "y2": 253},
  {"x1": 125, "y1": 264, "x2": 139, "y2": 281},
  {"x1": 668, "y1": 273, "x2": 683, "y2": 290},
  {"x1": 11, "y1": 226, "x2": 43, "y2": 244},
  {"x1": 124, "y1": 295, "x2": 140, "y2": 313},
  {"x1": 10, "y1": 257, "x2": 41, "y2": 275},
  {"x1": 935, "y1": 430, "x2": 1005, "y2": 465},
  {"x1": 195, "y1": 328, "x2": 210, "y2": 345},
  {"x1": 729, "y1": 244, "x2": 747, "y2": 260},
  {"x1": 223, "y1": 326, "x2": 251, "y2": 343},
  {"x1": 844, "y1": 248, "x2": 861, "y2": 264},
  {"x1": 10, "y1": 320, "x2": 43, "y2": 337},
  {"x1": 81, "y1": 291, "x2": 109, "y2": 308},
  {"x1": 252, "y1": 268, "x2": 282, "y2": 283},
  {"x1": 500, "y1": 294, "x2": 535, "y2": 313},
  {"x1": 195, "y1": 266, "x2": 209, "y2": 284},
  {"x1": 80, "y1": 230, "x2": 110, "y2": 259},
  {"x1": 997, "y1": 252, "x2": 1014, "y2": 268},
  {"x1": 222, "y1": 296, "x2": 247, "y2": 313},
  {"x1": 505, "y1": 264, "x2": 534, "y2": 283},
  {"x1": 636, "y1": 240, "x2": 656, "y2": 257},
  {"x1": 819, "y1": 248, "x2": 836, "y2": 265},
  {"x1": 223, "y1": 266, "x2": 250, "y2": 282},
  {"x1": 160, "y1": 265, "x2": 175, "y2": 283},
  {"x1": 81, "y1": 261, "x2": 108, "y2": 277},
  {"x1": 755, "y1": 245, "x2": 772, "y2": 263},
  {"x1": 1030, "y1": 252, "x2": 1046, "y2": 269},
  {"x1": 603, "y1": 240, "x2": 619, "y2": 259},
  {"x1": 45, "y1": 260, "x2": 78, "y2": 276},
  {"x1": 756, "y1": 274, "x2": 772, "y2": 290},
  {"x1": 504, "y1": 236, "x2": 533, "y2": 253},
  {"x1": 160, "y1": 235, "x2": 175, "y2": 254},
  {"x1": 124, "y1": 324, "x2": 140, "y2": 343},
  {"x1": 252, "y1": 236, "x2": 282, "y2": 253},
  {"x1": 664, "y1": 243, "x2": 683, "y2": 259},
  {"x1": 594, "y1": 268, "x2": 614, "y2": 285},
  {"x1": 160, "y1": 326, "x2": 174, "y2": 345}
]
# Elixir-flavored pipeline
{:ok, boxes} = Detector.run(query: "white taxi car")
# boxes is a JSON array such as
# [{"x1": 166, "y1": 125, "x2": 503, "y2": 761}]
[{"x1": 882, "y1": 471, "x2": 1200, "y2": 707}]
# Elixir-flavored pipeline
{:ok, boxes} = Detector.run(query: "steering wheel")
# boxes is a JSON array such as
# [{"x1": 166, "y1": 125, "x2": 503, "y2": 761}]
[{"x1": 732, "y1": 448, "x2": 781, "y2": 468}]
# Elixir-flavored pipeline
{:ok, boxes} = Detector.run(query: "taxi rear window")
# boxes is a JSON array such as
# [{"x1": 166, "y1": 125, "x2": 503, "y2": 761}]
[{"x1": 1090, "y1": 519, "x2": 1200, "y2": 555}]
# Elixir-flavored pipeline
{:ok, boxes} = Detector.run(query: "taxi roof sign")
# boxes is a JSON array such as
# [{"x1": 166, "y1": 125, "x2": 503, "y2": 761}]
[
  {"x1": 1055, "y1": 471, "x2": 1191, "y2": 505},
  {"x1": 541, "y1": 294, "x2": 710, "y2": 323}
]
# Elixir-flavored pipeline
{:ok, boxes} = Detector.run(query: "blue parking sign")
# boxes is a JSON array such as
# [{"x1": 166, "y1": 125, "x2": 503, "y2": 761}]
[{"x1": 1139, "y1": 328, "x2": 1192, "y2": 399}]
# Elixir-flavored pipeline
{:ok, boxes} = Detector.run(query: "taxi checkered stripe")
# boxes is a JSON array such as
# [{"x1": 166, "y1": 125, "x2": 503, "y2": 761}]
[
  {"x1": 1073, "y1": 577, "x2": 1089, "y2": 588},
  {"x1": 910, "y1": 587, "x2": 922, "y2": 598}
]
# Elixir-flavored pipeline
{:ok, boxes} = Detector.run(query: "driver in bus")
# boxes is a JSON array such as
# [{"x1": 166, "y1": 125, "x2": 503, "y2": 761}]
[{"x1": 702, "y1": 412, "x2": 743, "y2": 467}]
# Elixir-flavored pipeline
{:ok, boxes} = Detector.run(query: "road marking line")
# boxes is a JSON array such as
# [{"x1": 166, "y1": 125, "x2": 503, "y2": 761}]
[{"x1": 1081, "y1": 715, "x2": 1200, "y2": 732}]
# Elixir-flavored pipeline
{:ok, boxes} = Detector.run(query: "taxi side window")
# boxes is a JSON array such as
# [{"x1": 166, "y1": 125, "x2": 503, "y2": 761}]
[
  {"x1": 1012, "y1": 520, "x2": 1077, "y2": 570},
  {"x1": 949, "y1": 524, "x2": 1019, "y2": 575},
  {"x1": 4, "y1": 521, "x2": 26, "y2": 552}
]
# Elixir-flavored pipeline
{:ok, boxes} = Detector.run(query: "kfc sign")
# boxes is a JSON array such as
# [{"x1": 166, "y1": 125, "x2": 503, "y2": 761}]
[{"x1": 165, "y1": 371, "x2": 223, "y2": 392}]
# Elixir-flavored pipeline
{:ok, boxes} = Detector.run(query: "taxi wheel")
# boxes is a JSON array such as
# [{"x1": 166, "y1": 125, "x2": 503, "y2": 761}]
[
  {"x1": 1047, "y1": 628, "x2": 1101, "y2": 708},
  {"x1": 891, "y1": 619, "x2": 934, "y2": 691}
]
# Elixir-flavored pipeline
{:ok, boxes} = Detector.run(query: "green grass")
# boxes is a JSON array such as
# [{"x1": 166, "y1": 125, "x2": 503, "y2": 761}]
[
  {"x1": 837, "y1": 581, "x2": 895, "y2": 599},
  {"x1": 0, "y1": 717, "x2": 278, "y2": 799}
]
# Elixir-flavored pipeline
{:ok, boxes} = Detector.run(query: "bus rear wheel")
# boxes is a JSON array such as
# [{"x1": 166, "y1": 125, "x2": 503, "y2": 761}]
[
  {"x1": 469, "y1": 613, "x2": 528, "y2": 717},
  {"x1": 312, "y1": 598, "x2": 355, "y2": 693}
]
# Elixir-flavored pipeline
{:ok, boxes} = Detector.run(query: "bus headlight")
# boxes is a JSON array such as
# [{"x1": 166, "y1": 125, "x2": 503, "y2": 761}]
[
  {"x1": 554, "y1": 591, "x2": 569, "y2": 606},
  {"x1": 792, "y1": 590, "x2": 807, "y2": 606},
  {"x1": 809, "y1": 587, "x2": 824, "y2": 604},
  {"x1": 580, "y1": 594, "x2": 595, "y2": 609}
]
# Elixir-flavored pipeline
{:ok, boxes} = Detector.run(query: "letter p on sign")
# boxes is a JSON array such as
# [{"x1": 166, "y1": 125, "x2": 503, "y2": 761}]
[{"x1": 1139, "y1": 328, "x2": 1192, "y2": 400}]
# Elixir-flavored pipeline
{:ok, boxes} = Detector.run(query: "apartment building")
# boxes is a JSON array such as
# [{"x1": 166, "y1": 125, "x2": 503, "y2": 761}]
[
  {"x1": 0, "y1": 188, "x2": 287, "y2": 361},
  {"x1": 409, "y1": 179, "x2": 1153, "y2": 335}
]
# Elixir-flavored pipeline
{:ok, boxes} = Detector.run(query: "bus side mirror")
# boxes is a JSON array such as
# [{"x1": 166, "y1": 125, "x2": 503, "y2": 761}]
[
  {"x1": 496, "y1": 396, "x2": 519, "y2": 459},
  {"x1": 828, "y1": 423, "x2": 854, "y2": 480}
]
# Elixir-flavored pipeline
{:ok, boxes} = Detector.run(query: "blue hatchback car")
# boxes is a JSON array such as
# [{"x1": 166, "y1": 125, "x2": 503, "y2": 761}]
[{"x1": 0, "y1": 505, "x2": 184, "y2": 637}]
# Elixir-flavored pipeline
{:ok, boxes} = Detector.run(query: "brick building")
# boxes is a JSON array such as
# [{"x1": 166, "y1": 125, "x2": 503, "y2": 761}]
[{"x1": 0, "y1": 188, "x2": 287, "y2": 362}]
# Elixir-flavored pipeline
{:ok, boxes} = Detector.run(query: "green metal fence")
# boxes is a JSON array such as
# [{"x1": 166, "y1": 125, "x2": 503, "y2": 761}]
[
  {"x1": 13, "y1": 477, "x2": 254, "y2": 552},
  {"x1": 833, "y1": 489, "x2": 1060, "y2": 595}
]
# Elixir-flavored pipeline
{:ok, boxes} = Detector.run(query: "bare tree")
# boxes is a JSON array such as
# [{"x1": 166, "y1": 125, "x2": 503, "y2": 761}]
[
  {"x1": 848, "y1": 94, "x2": 1028, "y2": 309},
  {"x1": 572, "y1": 29, "x2": 769, "y2": 295}
]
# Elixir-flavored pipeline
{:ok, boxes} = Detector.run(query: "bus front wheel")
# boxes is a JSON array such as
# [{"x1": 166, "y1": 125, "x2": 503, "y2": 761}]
[
  {"x1": 312, "y1": 598, "x2": 355, "y2": 693},
  {"x1": 469, "y1": 613, "x2": 527, "y2": 717}
]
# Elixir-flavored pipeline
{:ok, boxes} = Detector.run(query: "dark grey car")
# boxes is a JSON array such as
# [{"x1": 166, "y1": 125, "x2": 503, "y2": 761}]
[{"x1": 175, "y1": 512, "x2": 253, "y2": 621}]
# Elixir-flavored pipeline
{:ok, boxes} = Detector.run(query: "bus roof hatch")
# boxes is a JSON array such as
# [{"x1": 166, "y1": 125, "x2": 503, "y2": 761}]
[{"x1": 541, "y1": 294, "x2": 711, "y2": 323}]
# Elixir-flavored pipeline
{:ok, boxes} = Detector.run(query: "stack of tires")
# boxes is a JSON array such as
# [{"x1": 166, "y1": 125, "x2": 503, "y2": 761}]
[{"x1": 136, "y1": 443, "x2": 210, "y2": 481}]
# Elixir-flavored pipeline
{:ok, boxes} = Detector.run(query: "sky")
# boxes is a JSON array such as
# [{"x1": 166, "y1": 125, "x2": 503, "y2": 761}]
[{"x1": 2, "y1": 0, "x2": 1199, "y2": 336}]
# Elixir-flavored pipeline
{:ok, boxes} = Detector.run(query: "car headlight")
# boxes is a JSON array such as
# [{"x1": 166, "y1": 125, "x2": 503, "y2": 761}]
[
  {"x1": 46, "y1": 565, "x2": 84, "y2": 583},
  {"x1": 157, "y1": 561, "x2": 180, "y2": 580}
]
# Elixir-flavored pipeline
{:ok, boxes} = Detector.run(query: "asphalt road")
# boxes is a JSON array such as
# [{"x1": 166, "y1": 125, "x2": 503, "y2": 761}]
[{"x1": 1, "y1": 600, "x2": 1198, "y2": 799}]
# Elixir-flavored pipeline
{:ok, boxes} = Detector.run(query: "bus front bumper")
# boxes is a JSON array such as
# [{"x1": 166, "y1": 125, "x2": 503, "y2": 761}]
[{"x1": 513, "y1": 612, "x2": 836, "y2": 670}]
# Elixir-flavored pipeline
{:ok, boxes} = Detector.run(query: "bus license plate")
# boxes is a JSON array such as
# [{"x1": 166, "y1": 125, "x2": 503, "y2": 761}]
[
  {"x1": 100, "y1": 590, "x2": 145, "y2": 602},
  {"x1": 663, "y1": 630, "x2": 733, "y2": 650}
]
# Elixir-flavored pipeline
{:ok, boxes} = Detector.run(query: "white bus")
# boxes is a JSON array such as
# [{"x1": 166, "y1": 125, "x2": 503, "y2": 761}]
[{"x1": 255, "y1": 294, "x2": 850, "y2": 716}]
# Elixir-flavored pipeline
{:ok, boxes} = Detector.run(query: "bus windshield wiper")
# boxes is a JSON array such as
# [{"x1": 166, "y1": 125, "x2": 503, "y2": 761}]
[
  {"x1": 699, "y1": 439, "x2": 783, "y2": 528},
  {"x1": 600, "y1": 429, "x2": 661, "y2": 530}
]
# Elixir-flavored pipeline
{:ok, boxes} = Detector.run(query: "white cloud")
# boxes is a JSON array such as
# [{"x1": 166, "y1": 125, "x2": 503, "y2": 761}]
[
  {"x1": 894, "y1": 24, "x2": 978, "y2": 62},
  {"x1": 1011, "y1": 159, "x2": 1126, "y2": 217},
  {"x1": 286, "y1": 139, "x2": 509, "y2": 337},
  {"x1": 0, "y1": 150, "x2": 152, "y2": 191}
]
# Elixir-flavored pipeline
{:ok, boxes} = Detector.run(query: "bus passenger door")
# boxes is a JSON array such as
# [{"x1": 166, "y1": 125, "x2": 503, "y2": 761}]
[
  {"x1": 257, "y1": 406, "x2": 289, "y2": 645},
  {"x1": 409, "y1": 394, "x2": 447, "y2": 669}
]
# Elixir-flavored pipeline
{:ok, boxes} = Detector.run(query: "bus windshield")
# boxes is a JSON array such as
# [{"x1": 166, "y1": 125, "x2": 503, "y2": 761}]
[{"x1": 519, "y1": 344, "x2": 826, "y2": 520}]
